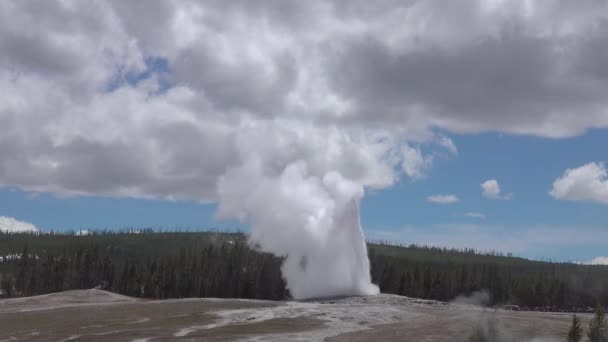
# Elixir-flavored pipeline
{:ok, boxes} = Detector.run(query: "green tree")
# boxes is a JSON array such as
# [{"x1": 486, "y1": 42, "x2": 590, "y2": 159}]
[
  {"x1": 567, "y1": 314, "x2": 582, "y2": 342},
  {"x1": 588, "y1": 305, "x2": 608, "y2": 342},
  {"x1": 15, "y1": 246, "x2": 29, "y2": 295},
  {"x1": 1, "y1": 274, "x2": 13, "y2": 297}
]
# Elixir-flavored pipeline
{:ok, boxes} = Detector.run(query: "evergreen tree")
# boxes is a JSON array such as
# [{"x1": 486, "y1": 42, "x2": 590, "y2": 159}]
[
  {"x1": 1, "y1": 274, "x2": 13, "y2": 297},
  {"x1": 398, "y1": 273, "x2": 406, "y2": 296},
  {"x1": 588, "y1": 305, "x2": 608, "y2": 342},
  {"x1": 567, "y1": 314, "x2": 582, "y2": 342},
  {"x1": 2, "y1": 231, "x2": 608, "y2": 305},
  {"x1": 15, "y1": 245, "x2": 29, "y2": 295}
]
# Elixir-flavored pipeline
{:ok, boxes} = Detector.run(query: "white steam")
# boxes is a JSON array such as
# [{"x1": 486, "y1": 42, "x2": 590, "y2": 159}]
[
  {"x1": 453, "y1": 292, "x2": 560, "y2": 342},
  {"x1": 214, "y1": 121, "x2": 402, "y2": 299},
  {"x1": 218, "y1": 160, "x2": 379, "y2": 299},
  {"x1": 214, "y1": 119, "x2": 456, "y2": 299}
]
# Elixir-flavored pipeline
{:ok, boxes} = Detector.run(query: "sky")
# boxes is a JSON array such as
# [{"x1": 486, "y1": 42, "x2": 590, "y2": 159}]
[{"x1": 1, "y1": 1, "x2": 608, "y2": 264}]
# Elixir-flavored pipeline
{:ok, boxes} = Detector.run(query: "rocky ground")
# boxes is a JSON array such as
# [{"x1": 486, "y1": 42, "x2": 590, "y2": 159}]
[{"x1": 0, "y1": 290, "x2": 589, "y2": 341}]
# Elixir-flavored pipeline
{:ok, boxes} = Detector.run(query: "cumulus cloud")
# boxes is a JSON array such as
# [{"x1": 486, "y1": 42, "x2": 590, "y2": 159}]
[
  {"x1": 0, "y1": 1, "x2": 458, "y2": 201},
  {"x1": 550, "y1": 162, "x2": 608, "y2": 204},
  {"x1": 481, "y1": 180, "x2": 500, "y2": 198},
  {"x1": 586, "y1": 256, "x2": 608, "y2": 265},
  {"x1": 481, "y1": 179, "x2": 512, "y2": 200},
  {"x1": 427, "y1": 194, "x2": 459, "y2": 204},
  {"x1": 1, "y1": 1, "x2": 608, "y2": 201},
  {"x1": 465, "y1": 212, "x2": 486, "y2": 219},
  {"x1": 0, "y1": 216, "x2": 39, "y2": 233}
]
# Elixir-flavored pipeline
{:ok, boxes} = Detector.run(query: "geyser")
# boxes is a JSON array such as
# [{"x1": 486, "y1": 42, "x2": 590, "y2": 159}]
[{"x1": 218, "y1": 160, "x2": 379, "y2": 299}]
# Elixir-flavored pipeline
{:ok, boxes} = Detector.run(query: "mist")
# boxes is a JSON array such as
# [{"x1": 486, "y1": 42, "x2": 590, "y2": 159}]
[{"x1": 453, "y1": 291, "x2": 561, "y2": 342}]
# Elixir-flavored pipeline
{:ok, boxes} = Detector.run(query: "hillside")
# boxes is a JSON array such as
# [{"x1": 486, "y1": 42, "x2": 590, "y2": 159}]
[{"x1": 1, "y1": 231, "x2": 607, "y2": 308}]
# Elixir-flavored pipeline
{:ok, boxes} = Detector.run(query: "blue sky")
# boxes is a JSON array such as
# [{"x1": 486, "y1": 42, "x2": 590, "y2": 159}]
[
  {"x1": 363, "y1": 130, "x2": 608, "y2": 229},
  {"x1": 362, "y1": 130, "x2": 608, "y2": 261},
  {"x1": 2, "y1": 130, "x2": 607, "y2": 262}
]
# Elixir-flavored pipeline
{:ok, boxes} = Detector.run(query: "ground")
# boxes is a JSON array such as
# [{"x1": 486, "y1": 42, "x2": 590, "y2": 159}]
[{"x1": 0, "y1": 290, "x2": 589, "y2": 341}]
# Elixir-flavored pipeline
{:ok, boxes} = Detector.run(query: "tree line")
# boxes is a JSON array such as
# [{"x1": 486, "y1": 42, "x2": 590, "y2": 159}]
[
  {"x1": 369, "y1": 243, "x2": 608, "y2": 309},
  {"x1": 0, "y1": 231, "x2": 285, "y2": 300},
  {"x1": 1, "y1": 231, "x2": 608, "y2": 310}
]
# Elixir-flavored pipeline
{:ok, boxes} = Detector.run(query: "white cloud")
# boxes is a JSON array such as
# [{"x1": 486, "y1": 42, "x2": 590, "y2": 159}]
[
  {"x1": 0, "y1": 216, "x2": 39, "y2": 233},
  {"x1": 1, "y1": 1, "x2": 608, "y2": 202},
  {"x1": 427, "y1": 194, "x2": 459, "y2": 204},
  {"x1": 481, "y1": 179, "x2": 500, "y2": 198},
  {"x1": 550, "y1": 162, "x2": 608, "y2": 204},
  {"x1": 464, "y1": 212, "x2": 486, "y2": 219},
  {"x1": 401, "y1": 145, "x2": 433, "y2": 180},
  {"x1": 586, "y1": 256, "x2": 608, "y2": 265},
  {"x1": 481, "y1": 179, "x2": 512, "y2": 200},
  {"x1": 436, "y1": 136, "x2": 458, "y2": 155}
]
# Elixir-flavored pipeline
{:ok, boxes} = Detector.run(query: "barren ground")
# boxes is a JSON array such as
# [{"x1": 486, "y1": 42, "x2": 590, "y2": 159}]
[{"x1": 0, "y1": 290, "x2": 589, "y2": 341}]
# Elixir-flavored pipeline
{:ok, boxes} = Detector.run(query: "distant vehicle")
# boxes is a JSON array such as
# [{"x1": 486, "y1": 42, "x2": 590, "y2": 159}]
[{"x1": 502, "y1": 305, "x2": 520, "y2": 311}]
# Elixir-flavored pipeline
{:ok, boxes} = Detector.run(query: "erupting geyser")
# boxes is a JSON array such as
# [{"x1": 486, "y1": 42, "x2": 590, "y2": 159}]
[{"x1": 218, "y1": 160, "x2": 379, "y2": 299}]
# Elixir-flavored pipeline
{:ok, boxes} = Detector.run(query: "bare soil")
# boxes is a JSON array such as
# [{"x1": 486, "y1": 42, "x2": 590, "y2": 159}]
[{"x1": 0, "y1": 290, "x2": 589, "y2": 341}]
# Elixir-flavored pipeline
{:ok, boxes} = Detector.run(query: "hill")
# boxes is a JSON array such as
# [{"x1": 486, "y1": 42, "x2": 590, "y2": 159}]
[{"x1": 1, "y1": 231, "x2": 607, "y2": 309}]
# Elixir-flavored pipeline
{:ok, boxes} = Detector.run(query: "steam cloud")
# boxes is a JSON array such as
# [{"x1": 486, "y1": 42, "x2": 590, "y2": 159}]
[
  {"x1": 217, "y1": 124, "x2": 384, "y2": 299},
  {"x1": 453, "y1": 291, "x2": 560, "y2": 342}
]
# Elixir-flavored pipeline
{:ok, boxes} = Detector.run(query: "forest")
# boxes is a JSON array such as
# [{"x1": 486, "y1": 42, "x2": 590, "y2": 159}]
[{"x1": 1, "y1": 230, "x2": 607, "y2": 309}]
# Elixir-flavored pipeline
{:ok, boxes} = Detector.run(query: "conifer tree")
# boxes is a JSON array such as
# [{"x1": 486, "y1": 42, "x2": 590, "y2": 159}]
[
  {"x1": 588, "y1": 305, "x2": 608, "y2": 342},
  {"x1": 567, "y1": 314, "x2": 582, "y2": 342}
]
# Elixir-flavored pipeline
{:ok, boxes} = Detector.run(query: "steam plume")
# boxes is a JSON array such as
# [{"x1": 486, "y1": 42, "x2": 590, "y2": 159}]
[{"x1": 218, "y1": 159, "x2": 379, "y2": 299}]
